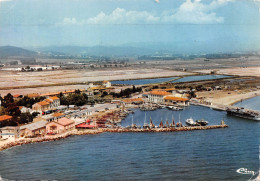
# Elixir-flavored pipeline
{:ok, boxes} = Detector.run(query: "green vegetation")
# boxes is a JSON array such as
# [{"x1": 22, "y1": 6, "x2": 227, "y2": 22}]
[
  {"x1": 0, "y1": 93, "x2": 39, "y2": 128},
  {"x1": 59, "y1": 90, "x2": 88, "y2": 106},
  {"x1": 110, "y1": 86, "x2": 142, "y2": 98}
]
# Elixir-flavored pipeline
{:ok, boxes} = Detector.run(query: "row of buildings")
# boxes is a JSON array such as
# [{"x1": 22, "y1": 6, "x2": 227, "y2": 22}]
[
  {"x1": 0, "y1": 116, "x2": 91, "y2": 141},
  {"x1": 32, "y1": 96, "x2": 60, "y2": 112}
]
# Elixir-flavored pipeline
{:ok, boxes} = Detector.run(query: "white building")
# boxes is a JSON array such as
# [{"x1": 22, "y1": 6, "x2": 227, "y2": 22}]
[
  {"x1": 103, "y1": 80, "x2": 111, "y2": 88},
  {"x1": 148, "y1": 91, "x2": 171, "y2": 103},
  {"x1": 0, "y1": 126, "x2": 19, "y2": 141}
]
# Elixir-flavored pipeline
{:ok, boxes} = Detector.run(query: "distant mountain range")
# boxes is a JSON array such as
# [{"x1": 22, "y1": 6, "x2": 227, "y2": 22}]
[
  {"x1": 0, "y1": 44, "x2": 256, "y2": 59},
  {"x1": 35, "y1": 45, "x2": 156, "y2": 56},
  {"x1": 0, "y1": 46, "x2": 38, "y2": 58}
]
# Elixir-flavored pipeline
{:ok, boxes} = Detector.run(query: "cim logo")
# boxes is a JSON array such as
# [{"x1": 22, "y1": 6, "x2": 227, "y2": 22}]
[{"x1": 237, "y1": 168, "x2": 255, "y2": 175}]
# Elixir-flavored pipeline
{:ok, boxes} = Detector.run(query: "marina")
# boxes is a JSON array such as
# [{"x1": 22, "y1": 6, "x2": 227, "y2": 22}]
[{"x1": 0, "y1": 105, "x2": 259, "y2": 181}]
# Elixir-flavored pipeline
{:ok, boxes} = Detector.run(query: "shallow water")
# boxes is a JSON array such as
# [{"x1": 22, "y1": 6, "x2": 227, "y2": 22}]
[
  {"x1": 111, "y1": 77, "x2": 178, "y2": 85},
  {"x1": 172, "y1": 75, "x2": 231, "y2": 83},
  {"x1": 0, "y1": 105, "x2": 259, "y2": 181}
]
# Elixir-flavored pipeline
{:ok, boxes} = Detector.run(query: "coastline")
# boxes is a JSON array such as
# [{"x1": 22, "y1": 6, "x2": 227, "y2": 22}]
[
  {"x1": 0, "y1": 124, "x2": 228, "y2": 152},
  {"x1": 0, "y1": 129, "x2": 103, "y2": 152},
  {"x1": 197, "y1": 90, "x2": 260, "y2": 106}
]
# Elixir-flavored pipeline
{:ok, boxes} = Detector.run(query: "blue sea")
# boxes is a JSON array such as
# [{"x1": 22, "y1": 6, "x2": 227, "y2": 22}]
[
  {"x1": 0, "y1": 103, "x2": 260, "y2": 180},
  {"x1": 234, "y1": 95, "x2": 260, "y2": 111}
]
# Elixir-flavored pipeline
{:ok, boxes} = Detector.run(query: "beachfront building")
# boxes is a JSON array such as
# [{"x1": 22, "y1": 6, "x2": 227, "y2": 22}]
[
  {"x1": 164, "y1": 96, "x2": 189, "y2": 106},
  {"x1": 19, "y1": 120, "x2": 47, "y2": 137},
  {"x1": 0, "y1": 115, "x2": 13, "y2": 127},
  {"x1": 46, "y1": 117, "x2": 75, "y2": 134},
  {"x1": 0, "y1": 126, "x2": 19, "y2": 141},
  {"x1": 148, "y1": 90, "x2": 171, "y2": 103}
]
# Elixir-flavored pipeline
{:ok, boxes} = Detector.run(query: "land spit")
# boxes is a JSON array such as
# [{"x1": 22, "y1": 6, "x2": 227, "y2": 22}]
[{"x1": 0, "y1": 124, "x2": 228, "y2": 151}]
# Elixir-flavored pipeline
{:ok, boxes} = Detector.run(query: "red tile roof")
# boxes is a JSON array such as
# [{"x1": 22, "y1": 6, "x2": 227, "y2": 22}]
[
  {"x1": 52, "y1": 112, "x2": 64, "y2": 118},
  {"x1": 149, "y1": 91, "x2": 171, "y2": 96},
  {"x1": 27, "y1": 93, "x2": 40, "y2": 98},
  {"x1": 57, "y1": 117, "x2": 74, "y2": 126},
  {"x1": 13, "y1": 94, "x2": 21, "y2": 98},
  {"x1": 37, "y1": 101, "x2": 50, "y2": 106},
  {"x1": 45, "y1": 99, "x2": 53, "y2": 103},
  {"x1": 123, "y1": 98, "x2": 144, "y2": 103},
  {"x1": 50, "y1": 96, "x2": 59, "y2": 100},
  {"x1": 164, "y1": 96, "x2": 189, "y2": 102},
  {"x1": 0, "y1": 115, "x2": 12, "y2": 122}
]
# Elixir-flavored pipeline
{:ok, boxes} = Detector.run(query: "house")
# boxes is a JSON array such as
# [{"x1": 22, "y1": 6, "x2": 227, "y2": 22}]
[
  {"x1": 148, "y1": 90, "x2": 171, "y2": 103},
  {"x1": 123, "y1": 98, "x2": 144, "y2": 105},
  {"x1": 27, "y1": 93, "x2": 40, "y2": 99},
  {"x1": 52, "y1": 112, "x2": 65, "y2": 119},
  {"x1": 172, "y1": 90, "x2": 190, "y2": 98},
  {"x1": 32, "y1": 101, "x2": 50, "y2": 112},
  {"x1": 103, "y1": 80, "x2": 111, "y2": 88},
  {"x1": 19, "y1": 106, "x2": 32, "y2": 113},
  {"x1": 72, "y1": 118, "x2": 86, "y2": 126},
  {"x1": 19, "y1": 120, "x2": 47, "y2": 137},
  {"x1": 164, "y1": 96, "x2": 189, "y2": 106},
  {"x1": 13, "y1": 94, "x2": 22, "y2": 100},
  {"x1": 46, "y1": 117, "x2": 75, "y2": 134},
  {"x1": 32, "y1": 96, "x2": 60, "y2": 113},
  {"x1": 49, "y1": 96, "x2": 60, "y2": 108},
  {"x1": 0, "y1": 126, "x2": 19, "y2": 141},
  {"x1": 0, "y1": 115, "x2": 13, "y2": 126}
]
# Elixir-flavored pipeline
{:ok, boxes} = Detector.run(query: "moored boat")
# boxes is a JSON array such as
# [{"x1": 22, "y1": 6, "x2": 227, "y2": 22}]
[
  {"x1": 196, "y1": 119, "x2": 208, "y2": 126},
  {"x1": 186, "y1": 117, "x2": 198, "y2": 126}
]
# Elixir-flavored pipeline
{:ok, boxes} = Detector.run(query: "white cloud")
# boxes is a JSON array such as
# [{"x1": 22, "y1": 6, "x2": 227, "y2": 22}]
[
  {"x1": 155, "y1": 0, "x2": 160, "y2": 3},
  {"x1": 57, "y1": 0, "x2": 233, "y2": 25},
  {"x1": 87, "y1": 8, "x2": 159, "y2": 24},
  {"x1": 0, "y1": 0, "x2": 12, "y2": 2},
  {"x1": 162, "y1": 0, "x2": 231, "y2": 24}
]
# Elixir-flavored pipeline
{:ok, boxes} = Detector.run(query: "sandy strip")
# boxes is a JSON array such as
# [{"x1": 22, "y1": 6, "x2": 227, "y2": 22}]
[{"x1": 197, "y1": 90, "x2": 260, "y2": 106}]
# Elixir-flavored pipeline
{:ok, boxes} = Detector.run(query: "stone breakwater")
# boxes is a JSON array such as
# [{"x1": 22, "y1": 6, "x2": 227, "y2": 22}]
[
  {"x1": 103, "y1": 124, "x2": 228, "y2": 133},
  {"x1": 0, "y1": 129, "x2": 103, "y2": 151},
  {"x1": 0, "y1": 125, "x2": 227, "y2": 151}
]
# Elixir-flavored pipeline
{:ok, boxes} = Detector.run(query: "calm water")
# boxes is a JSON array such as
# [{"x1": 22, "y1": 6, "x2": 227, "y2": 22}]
[
  {"x1": 111, "y1": 77, "x2": 178, "y2": 85},
  {"x1": 172, "y1": 75, "x2": 231, "y2": 83},
  {"x1": 234, "y1": 95, "x2": 260, "y2": 111},
  {"x1": 1, "y1": 104, "x2": 260, "y2": 180}
]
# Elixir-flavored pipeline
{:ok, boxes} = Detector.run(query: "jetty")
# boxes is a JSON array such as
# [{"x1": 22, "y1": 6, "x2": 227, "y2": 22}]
[
  {"x1": 0, "y1": 123, "x2": 228, "y2": 151},
  {"x1": 102, "y1": 124, "x2": 228, "y2": 133}
]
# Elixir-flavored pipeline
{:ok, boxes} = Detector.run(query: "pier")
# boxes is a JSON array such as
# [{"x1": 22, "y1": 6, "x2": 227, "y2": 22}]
[{"x1": 102, "y1": 124, "x2": 228, "y2": 133}]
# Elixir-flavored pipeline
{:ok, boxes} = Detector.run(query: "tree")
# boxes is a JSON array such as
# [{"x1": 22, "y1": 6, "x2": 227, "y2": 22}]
[
  {"x1": 101, "y1": 91, "x2": 108, "y2": 98},
  {"x1": 18, "y1": 113, "x2": 33, "y2": 124},
  {"x1": 2, "y1": 93, "x2": 14, "y2": 108}
]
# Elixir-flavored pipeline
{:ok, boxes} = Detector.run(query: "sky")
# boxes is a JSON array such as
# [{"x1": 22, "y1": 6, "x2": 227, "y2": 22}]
[{"x1": 0, "y1": 0, "x2": 260, "y2": 53}]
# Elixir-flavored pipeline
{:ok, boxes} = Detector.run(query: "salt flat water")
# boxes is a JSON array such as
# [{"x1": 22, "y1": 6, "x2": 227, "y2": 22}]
[
  {"x1": 172, "y1": 75, "x2": 231, "y2": 83},
  {"x1": 111, "y1": 77, "x2": 178, "y2": 85},
  {"x1": 0, "y1": 105, "x2": 259, "y2": 181}
]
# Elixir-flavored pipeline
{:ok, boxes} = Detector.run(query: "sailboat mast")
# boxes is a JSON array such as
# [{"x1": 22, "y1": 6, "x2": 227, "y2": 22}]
[{"x1": 144, "y1": 112, "x2": 146, "y2": 125}]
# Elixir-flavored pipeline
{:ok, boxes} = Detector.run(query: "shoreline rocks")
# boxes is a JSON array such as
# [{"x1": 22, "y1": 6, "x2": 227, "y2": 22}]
[{"x1": 0, "y1": 125, "x2": 227, "y2": 151}]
